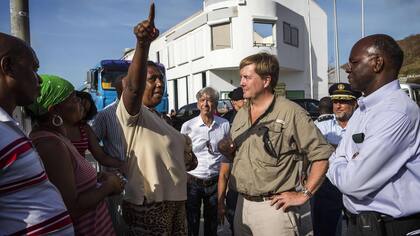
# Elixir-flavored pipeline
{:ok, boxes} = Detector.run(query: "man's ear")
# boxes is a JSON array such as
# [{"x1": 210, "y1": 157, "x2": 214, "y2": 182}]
[
  {"x1": 263, "y1": 75, "x2": 272, "y2": 89},
  {"x1": 0, "y1": 56, "x2": 13, "y2": 76},
  {"x1": 372, "y1": 55, "x2": 384, "y2": 73}
]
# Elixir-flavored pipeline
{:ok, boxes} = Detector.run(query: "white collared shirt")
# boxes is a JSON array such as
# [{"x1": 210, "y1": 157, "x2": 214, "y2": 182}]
[
  {"x1": 181, "y1": 115, "x2": 230, "y2": 179},
  {"x1": 315, "y1": 115, "x2": 346, "y2": 146},
  {"x1": 327, "y1": 80, "x2": 420, "y2": 218}
]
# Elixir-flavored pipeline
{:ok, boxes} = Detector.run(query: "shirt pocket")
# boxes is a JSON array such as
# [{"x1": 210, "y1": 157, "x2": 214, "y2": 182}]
[{"x1": 255, "y1": 122, "x2": 287, "y2": 166}]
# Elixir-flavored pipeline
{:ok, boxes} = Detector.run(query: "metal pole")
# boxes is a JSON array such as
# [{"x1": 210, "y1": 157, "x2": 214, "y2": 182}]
[
  {"x1": 307, "y1": 0, "x2": 314, "y2": 99},
  {"x1": 333, "y1": 0, "x2": 340, "y2": 83},
  {"x1": 10, "y1": 0, "x2": 31, "y2": 133},
  {"x1": 361, "y1": 0, "x2": 365, "y2": 38},
  {"x1": 10, "y1": 0, "x2": 30, "y2": 44}
]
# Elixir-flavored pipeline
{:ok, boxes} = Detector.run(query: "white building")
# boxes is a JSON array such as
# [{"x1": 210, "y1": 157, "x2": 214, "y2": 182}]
[{"x1": 123, "y1": 0, "x2": 329, "y2": 111}]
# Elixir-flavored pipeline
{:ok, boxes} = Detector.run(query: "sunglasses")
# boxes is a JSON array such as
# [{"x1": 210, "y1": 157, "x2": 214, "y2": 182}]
[
  {"x1": 260, "y1": 126, "x2": 280, "y2": 159},
  {"x1": 206, "y1": 140, "x2": 215, "y2": 155}
]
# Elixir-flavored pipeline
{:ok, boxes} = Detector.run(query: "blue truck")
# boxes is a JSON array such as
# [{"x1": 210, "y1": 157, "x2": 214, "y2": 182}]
[{"x1": 84, "y1": 59, "x2": 168, "y2": 113}]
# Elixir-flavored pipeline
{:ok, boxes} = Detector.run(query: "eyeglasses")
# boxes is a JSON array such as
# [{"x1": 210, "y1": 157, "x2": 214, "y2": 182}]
[
  {"x1": 260, "y1": 126, "x2": 279, "y2": 159},
  {"x1": 206, "y1": 140, "x2": 215, "y2": 155},
  {"x1": 346, "y1": 54, "x2": 378, "y2": 71}
]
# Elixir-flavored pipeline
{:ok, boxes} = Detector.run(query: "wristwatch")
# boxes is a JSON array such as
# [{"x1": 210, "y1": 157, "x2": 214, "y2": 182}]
[{"x1": 301, "y1": 186, "x2": 313, "y2": 198}]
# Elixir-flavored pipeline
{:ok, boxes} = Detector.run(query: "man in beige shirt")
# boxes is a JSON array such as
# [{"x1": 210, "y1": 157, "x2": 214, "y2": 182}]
[
  {"x1": 220, "y1": 53, "x2": 334, "y2": 235},
  {"x1": 116, "y1": 4, "x2": 195, "y2": 235}
]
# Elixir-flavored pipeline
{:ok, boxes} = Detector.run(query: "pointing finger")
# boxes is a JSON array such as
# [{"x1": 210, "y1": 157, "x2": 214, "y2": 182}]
[{"x1": 148, "y1": 1, "x2": 155, "y2": 25}]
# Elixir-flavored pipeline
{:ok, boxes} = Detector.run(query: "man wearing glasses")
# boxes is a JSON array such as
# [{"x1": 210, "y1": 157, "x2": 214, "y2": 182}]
[
  {"x1": 312, "y1": 83, "x2": 361, "y2": 236},
  {"x1": 219, "y1": 53, "x2": 334, "y2": 235},
  {"x1": 327, "y1": 34, "x2": 420, "y2": 236},
  {"x1": 181, "y1": 87, "x2": 230, "y2": 236}
]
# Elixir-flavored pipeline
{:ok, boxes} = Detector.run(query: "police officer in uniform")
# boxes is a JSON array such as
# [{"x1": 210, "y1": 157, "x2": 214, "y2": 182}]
[
  {"x1": 315, "y1": 96, "x2": 334, "y2": 124},
  {"x1": 312, "y1": 83, "x2": 361, "y2": 236}
]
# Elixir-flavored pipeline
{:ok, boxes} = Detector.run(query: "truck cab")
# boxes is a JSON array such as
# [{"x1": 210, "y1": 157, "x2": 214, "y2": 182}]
[{"x1": 85, "y1": 60, "x2": 168, "y2": 113}]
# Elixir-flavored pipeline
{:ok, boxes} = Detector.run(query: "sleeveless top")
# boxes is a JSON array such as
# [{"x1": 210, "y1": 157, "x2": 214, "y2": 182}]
[
  {"x1": 71, "y1": 125, "x2": 89, "y2": 157},
  {"x1": 0, "y1": 110, "x2": 74, "y2": 235},
  {"x1": 31, "y1": 130, "x2": 115, "y2": 236}
]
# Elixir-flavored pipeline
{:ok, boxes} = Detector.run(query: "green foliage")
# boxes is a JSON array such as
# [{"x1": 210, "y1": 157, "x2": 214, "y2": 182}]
[{"x1": 398, "y1": 34, "x2": 420, "y2": 76}]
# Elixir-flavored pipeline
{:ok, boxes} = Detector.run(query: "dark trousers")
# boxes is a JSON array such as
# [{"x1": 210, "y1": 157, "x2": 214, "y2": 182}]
[
  {"x1": 225, "y1": 189, "x2": 238, "y2": 235},
  {"x1": 187, "y1": 175, "x2": 218, "y2": 236},
  {"x1": 345, "y1": 210, "x2": 420, "y2": 236},
  {"x1": 311, "y1": 178, "x2": 343, "y2": 236}
]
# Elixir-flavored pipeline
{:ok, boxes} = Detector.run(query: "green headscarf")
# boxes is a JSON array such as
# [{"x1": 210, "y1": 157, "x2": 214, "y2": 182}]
[{"x1": 26, "y1": 74, "x2": 75, "y2": 116}]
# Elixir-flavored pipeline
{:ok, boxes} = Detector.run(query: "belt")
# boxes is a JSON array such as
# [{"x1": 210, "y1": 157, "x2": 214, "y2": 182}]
[
  {"x1": 241, "y1": 193, "x2": 274, "y2": 202},
  {"x1": 187, "y1": 174, "x2": 218, "y2": 187},
  {"x1": 344, "y1": 208, "x2": 420, "y2": 223}
]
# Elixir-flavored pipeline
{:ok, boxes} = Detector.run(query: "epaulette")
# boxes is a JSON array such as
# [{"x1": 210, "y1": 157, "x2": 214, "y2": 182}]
[{"x1": 317, "y1": 114, "x2": 334, "y2": 122}]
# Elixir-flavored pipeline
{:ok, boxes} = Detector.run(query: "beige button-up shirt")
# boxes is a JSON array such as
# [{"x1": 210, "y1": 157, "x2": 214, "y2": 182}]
[
  {"x1": 117, "y1": 101, "x2": 188, "y2": 205},
  {"x1": 230, "y1": 96, "x2": 334, "y2": 196}
]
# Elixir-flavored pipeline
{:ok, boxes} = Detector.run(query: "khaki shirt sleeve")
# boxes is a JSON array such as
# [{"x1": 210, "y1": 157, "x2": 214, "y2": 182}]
[{"x1": 292, "y1": 110, "x2": 334, "y2": 162}]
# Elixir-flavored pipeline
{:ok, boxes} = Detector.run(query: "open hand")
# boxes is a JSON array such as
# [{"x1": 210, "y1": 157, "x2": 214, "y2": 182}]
[
  {"x1": 100, "y1": 172, "x2": 126, "y2": 195},
  {"x1": 134, "y1": 2, "x2": 159, "y2": 44},
  {"x1": 217, "y1": 201, "x2": 226, "y2": 225},
  {"x1": 270, "y1": 191, "x2": 309, "y2": 212}
]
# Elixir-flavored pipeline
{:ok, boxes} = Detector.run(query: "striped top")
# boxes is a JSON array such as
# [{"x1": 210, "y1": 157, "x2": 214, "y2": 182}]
[
  {"x1": 0, "y1": 107, "x2": 74, "y2": 235},
  {"x1": 91, "y1": 100, "x2": 126, "y2": 160},
  {"x1": 71, "y1": 125, "x2": 89, "y2": 158},
  {"x1": 31, "y1": 130, "x2": 115, "y2": 236}
]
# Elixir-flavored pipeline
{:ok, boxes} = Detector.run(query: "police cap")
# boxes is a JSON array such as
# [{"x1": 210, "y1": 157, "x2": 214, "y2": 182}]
[{"x1": 329, "y1": 83, "x2": 362, "y2": 101}]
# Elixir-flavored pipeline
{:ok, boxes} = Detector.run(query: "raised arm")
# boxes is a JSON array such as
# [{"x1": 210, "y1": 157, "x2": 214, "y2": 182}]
[{"x1": 122, "y1": 3, "x2": 159, "y2": 115}]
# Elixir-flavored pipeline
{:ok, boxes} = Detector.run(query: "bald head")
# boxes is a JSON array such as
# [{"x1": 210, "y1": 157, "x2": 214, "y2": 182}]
[
  {"x1": 353, "y1": 34, "x2": 403, "y2": 75},
  {"x1": 347, "y1": 34, "x2": 404, "y2": 96},
  {"x1": 0, "y1": 32, "x2": 41, "y2": 114},
  {"x1": 0, "y1": 32, "x2": 29, "y2": 60}
]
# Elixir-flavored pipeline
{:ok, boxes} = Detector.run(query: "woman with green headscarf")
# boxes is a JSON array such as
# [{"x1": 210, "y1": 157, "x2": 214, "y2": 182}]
[{"x1": 26, "y1": 74, "x2": 125, "y2": 235}]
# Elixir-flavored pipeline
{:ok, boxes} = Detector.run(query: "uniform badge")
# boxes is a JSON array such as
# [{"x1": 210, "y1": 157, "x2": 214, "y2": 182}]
[{"x1": 338, "y1": 84, "x2": 345, "y2": 90}]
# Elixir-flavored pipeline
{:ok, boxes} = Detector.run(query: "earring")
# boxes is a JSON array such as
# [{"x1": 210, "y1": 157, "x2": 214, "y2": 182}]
[{"x1": 52, "y1": 114, "x2": 63, "y2": 127}]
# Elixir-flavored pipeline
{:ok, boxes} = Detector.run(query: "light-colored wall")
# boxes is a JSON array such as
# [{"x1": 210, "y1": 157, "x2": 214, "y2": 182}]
[{"x1": 123, "y1": 0, "x2": 329, "y2": 111}]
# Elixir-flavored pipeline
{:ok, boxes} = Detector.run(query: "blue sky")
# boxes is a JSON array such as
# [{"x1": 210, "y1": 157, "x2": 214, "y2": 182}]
[{"x1": 1, "y1": 0, "x2": 419, "y2": 87}]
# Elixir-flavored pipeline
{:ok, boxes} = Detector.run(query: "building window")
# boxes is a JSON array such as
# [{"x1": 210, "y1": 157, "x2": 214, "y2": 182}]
[
  {"x1": 211, "y1": 23, "x2": 231, "y2": 50},
  {"x1": 283, "y1": 22, "x2": 299, "y2": 47},
  {"x1": 202, "y1": 72, "x2": 207, "y2": 87},
  {"x1": 173, "y1": 79, "x2": 178, "y2": 110},
  {"x1": 167, "y1": 44, "x2": 175, "y2": 68},
  {"x1": 156, "y1": 51, "x2": 160, "y2": 63},
  {"x1": 253, "y1": 21, "x2": 275, "y2": 47}
]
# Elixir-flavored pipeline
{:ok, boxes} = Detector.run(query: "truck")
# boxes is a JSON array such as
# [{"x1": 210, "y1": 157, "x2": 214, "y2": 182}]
[{"x1": 84, "y1": 59, "x2": 168, "y2": 113}]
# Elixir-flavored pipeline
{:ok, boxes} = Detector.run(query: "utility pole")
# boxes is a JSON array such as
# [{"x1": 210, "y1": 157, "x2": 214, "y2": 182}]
[
  {"x1": 361, "y1": 0, "x2": 365, "y2": 38},
  {"x1": 10, "y1": 0, "x2": 30, "y2": 44},
  {"x1": 333, "y1": 0, "x2": 340, "y2": 83},
  {"x1": 307, "y1": 0, "x2": 314, "y2": 99},
  {"x1": 10, "y1": 0, "x2": 31, "y2": 133}
]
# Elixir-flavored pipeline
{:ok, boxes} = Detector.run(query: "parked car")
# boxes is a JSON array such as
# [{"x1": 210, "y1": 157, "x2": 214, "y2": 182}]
[
  {"x1": 401, "y1": 83, "x2": 420, "y2": 106},
  {"x1": 290, "y1": 98, "x2": 320, "y2": 120},
  {"x1": 172, "y1": 99, "x2": 233, "y2": 130}
]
